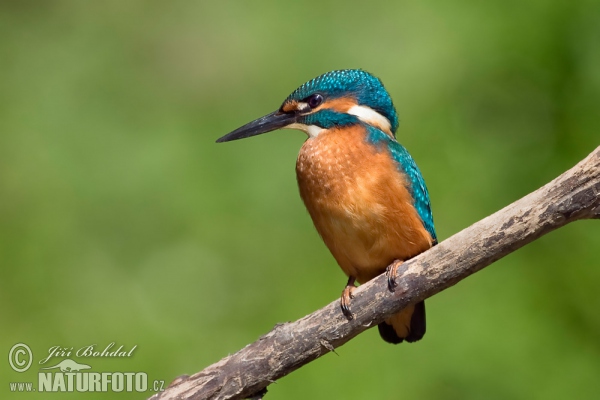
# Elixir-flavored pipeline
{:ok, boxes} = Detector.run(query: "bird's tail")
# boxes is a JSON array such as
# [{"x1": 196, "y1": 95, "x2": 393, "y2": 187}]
[{"x1": 378, "y1": 301, "x2": 426, "y2": 344}]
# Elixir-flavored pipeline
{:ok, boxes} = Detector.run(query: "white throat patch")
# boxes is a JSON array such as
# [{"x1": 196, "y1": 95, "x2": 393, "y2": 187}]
[{"x1": 286, "y1": 123, "x2": 324, "y2": 138}]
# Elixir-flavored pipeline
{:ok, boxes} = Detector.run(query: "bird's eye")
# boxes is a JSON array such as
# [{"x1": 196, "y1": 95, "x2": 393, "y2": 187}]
[{"x1": 307, "y1": 94, "x2": 323, "y2": 109}]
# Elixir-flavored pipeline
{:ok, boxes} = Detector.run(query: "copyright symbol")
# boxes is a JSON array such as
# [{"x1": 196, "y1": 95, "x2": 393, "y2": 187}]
[{"x1": 8, "y1": 343, "x2": 32, "y2": 372}]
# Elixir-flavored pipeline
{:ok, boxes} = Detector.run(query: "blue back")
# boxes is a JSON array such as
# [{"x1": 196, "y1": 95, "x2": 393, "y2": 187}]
[{"x1": 366, "y1": 126, "x2": 437, "y2": 242}]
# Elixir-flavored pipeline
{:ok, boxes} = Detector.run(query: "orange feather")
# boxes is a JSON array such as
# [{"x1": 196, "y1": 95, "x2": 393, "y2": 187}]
[{"x1": 296, "y1": 124, "x2": 433, "y2": 339}]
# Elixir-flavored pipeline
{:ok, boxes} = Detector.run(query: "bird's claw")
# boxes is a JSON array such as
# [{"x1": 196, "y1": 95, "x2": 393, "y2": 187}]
[
  {"x1": 385, "y1": 260, "x2": 403, "y2": 292},
  {"x1": 341, "y1": 285, "x2": 355, "y2": 320}
]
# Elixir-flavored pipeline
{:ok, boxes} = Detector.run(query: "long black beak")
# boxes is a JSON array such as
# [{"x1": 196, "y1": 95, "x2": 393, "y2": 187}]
[{"x1": 216, "y1": 111, "x2": 297, "y2": 143}]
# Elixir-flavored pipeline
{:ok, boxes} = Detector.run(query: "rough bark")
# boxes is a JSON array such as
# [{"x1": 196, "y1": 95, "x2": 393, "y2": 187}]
[{"x1": 150, "y1": 147, "x2": 600, "y2": 400}]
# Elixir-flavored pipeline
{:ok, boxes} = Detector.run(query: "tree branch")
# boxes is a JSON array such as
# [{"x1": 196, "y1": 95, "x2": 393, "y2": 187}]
[{"x1": 150, "y1": 147, "x2": 600, "y2": 400}]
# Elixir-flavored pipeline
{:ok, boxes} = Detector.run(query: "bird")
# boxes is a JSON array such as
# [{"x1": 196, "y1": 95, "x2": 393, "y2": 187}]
[{"x1": 216, "y1": 69, "x2": 437, "y2": 344}]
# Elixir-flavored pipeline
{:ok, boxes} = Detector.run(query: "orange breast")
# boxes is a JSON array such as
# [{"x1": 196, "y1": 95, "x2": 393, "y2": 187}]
[{"x1": 296, "y1": 125, "x2": 433, "y2": 284}]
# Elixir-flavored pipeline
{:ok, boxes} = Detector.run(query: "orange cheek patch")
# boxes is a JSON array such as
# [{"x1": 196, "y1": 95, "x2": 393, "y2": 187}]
[
  {"x1": 318, "y1": 97, "x2": 357, "y2": 113},
  {"x1": 283, "y1": 97, "x2": 358, "y2": 114}
]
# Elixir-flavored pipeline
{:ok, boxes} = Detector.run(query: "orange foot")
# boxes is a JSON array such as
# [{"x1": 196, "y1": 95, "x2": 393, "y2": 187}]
[
  {"x1": 340, "y1": 277, "x2": 356, "y2": 320},
  {"x1": 385, "y1": 260, "x2": 404, "y2": 292}
]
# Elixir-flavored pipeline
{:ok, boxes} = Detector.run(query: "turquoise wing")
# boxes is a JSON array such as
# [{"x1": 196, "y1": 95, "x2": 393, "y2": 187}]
[{"x1": 366, "y1": 126, "x2": 437, "y2": 242}]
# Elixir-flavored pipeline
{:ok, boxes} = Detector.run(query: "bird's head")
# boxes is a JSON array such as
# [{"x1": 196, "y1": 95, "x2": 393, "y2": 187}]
[{"x1": 216, "y1": 69, "x2": 399, "y2": 143}]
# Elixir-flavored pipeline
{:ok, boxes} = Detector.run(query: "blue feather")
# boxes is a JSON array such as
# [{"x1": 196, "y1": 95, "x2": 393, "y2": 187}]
[
  {"x1": 301, "y1": 109, "x2": 359, "y2": 129},
  {"x1": 285, "y1": 69, "x2": 399, "y2": 134},
  {"x1": 365, "y1": 126, "x2": 437, "y2": 242}
]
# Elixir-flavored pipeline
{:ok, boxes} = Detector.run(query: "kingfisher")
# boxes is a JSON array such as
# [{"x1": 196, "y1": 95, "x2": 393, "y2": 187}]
[{"x1": 217, "y1": 69, "x2": 437, "y2": 344}]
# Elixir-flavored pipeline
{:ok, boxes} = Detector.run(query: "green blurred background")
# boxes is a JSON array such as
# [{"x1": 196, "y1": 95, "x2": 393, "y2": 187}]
[{"x1": 1, "y1": 1, "x2": 599, "y2": 399}]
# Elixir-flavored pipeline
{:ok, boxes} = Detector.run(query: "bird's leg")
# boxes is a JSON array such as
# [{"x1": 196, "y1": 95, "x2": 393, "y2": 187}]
[
  {"x1": 385, "y1": 259, "x2": 404, "y2": 292},
  {"x1": 340, "y1": 276, "x2": 356, "y2": 320}
]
